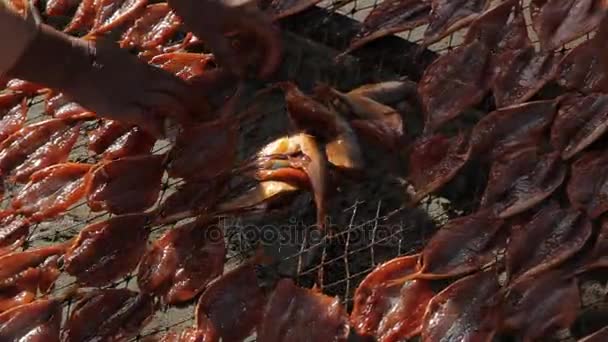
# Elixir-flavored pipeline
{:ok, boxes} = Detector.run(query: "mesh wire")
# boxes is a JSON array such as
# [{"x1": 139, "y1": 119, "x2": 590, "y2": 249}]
[{"x1": 3, "y1": 0, "x2": 605, "y2": 340}]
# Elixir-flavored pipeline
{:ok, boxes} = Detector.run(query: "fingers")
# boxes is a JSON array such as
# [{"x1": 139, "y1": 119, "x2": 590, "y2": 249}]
[{"x1": 116, "y1": 105, "x2": 165, "y2": 138}]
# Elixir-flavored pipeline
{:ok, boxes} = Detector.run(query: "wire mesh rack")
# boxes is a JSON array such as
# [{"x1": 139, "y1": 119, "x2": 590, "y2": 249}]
[{"x1": 2, "y1": 0, "x2": 607, "y2": 341}]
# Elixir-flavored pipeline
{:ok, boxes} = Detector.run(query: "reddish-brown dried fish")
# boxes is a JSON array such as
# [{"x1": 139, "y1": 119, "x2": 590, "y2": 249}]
[
  {"x1": 414, "y1": 210, "x2": 502, "y2": 279},
  {"x1": 156, "y1": 181, "x2": 225, "y2": 224},
  {"x1": 0, "y1": 299, "x2": 62, "y2": 341},
  {"x1": 103, "y1": 126, "x2": 156, "y2": 160},
  {"x1": 0, "y1": 119, "x2": 80, "y2": 183},
  {"x1": 138, "y1": 218, "x2": 226, "y2": 304},
  {"x1": 579, "y1": 326, "x2": 608, "y2": 342},
  {"x1": 551, "y1": 93, "x2": 608, "y2": 159},
  {"x1": 0, "y1": 244, "x2": 66, "y2": 312},
  {"x1": 421, "y1": 269, "x2": 500, "y2": 342},
  {"x1": 0, "y1": 92, "x2": 23, "y2": 109},
  {"x1": 88, "y1": 120, "x2": 130, "y2": 154},
  {"x1": 281, "y1": 82, "x2": 364, "y2": 170},
  {"x1": 46, "y1": 0, "x2": 80, "y2": 16},
  {"x1": 470, "y1": 100, "x2": 556, "y2": 160},
  {"x1": 44, "y1": 92, "x2": 93, "y2": 119},
  {"x1": 150, "y1": 53, "x2": 215, "y2": 81},
  {"x1": 257, "y1": 279, "x2": 350, "y2": 342},
  {"x1": 315, "y1": 84, "x2": 404, "y2": 150},
  {"x1": 419, "y1": 40, "x2": 490, "y2": 132},
  {"x1": 464, "y1": 0, "x2": 526, "y2": 52},
  {"x1": 556, "y1": 34, "x2": 608, "y2": 93},
  {"x1": 159, "y1": 326, "x2": 218, "y2": 342},
  {"x1": 351, "y1": 255, "x2": 434, "y2": 341},
  {"x1": 12, "y1": 120, "x2": 81, "y2": 183},
  {"x1": 575, "y1": 219, "x2": 608, "y2": 273},
  {"x1": 88, "y1": 154, "x2": 165, "y2": 214},
  {"x1": 345, "y1": 0, "x2": 430, "y2": 53},
  {"x1": 502, "y1": 271, "x2": 580, "y2": 341},
  {"x1": 533, "y1": 0, "x2": 607, "y2": 51},
  {"x1": 0, "y1": 212, "x2": 29, "y2": 257},
  {"x1": 506, "y1": 202, "x2": 591, "y2": 283},
  {"x1": 217, "y1": 181, "x2": 300, "y2": 214},
  {"x1": 480, "y1": 148, "x2": 566, "y2": 218},
  {"x1": 91, "y1": 0, "x2": 148, "y2": 34},
  {"x1": 348, "y1": 78, "x2": 419, "y2": 106},
  {"x1": 12, "y1": 163, "x2": 92, "y2": 221},
  {"x1": 195, "y1": 261, "x2": 267, "y2": 342},
  {"x1": 64, "y1": 0, "x2": 96, "y2": 33},
  {"x1": 492, "y1": 47, "x2": 559, "y2": 108},
  {"x1": 423, "y1": 0, "x2": 490, "y2": 45},
  {"x1": 408, "y1": 133, "x2": 471, "y2": 203},
  {"x1": 0, "y1": 96, "x2": 27, "y2": 144},
  {"x1": 567, "y1": 150, "x2": 608, "y2": 219},
  {"x1": 120, "y1": 3, "x2": 181, "y2": 50},
  {"x1": 64, "y1": 213, "x2": 151, "y2": 286},
  {"x1": 168, "y1": 119, "x2": 237, "y2": 181},
  {"x1": 64, "y1": 289, "x2": 156, "y2": 342},
  {"x1": 6, "y1": 79, "x2": 44, "y2": 96}
]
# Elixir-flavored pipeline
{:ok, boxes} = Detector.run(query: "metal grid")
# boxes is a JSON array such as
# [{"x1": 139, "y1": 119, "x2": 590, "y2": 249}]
[{"x1": 2, "y1": 0, "x2": 606, "y2": 340}]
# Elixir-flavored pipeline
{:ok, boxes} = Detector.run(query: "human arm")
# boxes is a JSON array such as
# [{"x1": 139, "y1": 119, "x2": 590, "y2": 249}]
[{"x1": 0, "y1": 6, "x2": 199, "y2": 136}]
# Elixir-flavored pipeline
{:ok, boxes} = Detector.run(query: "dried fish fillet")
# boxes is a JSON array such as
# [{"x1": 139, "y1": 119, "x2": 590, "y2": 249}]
[
  {"x1": 576, "y1": 219, "x2": 608, "y2": 273},
  {"x1": 46, "y1": 0, "x2": 80, "y2": 16},
  {"x1": 423, "y1": 0, "x2": 490, "y2": 45},
  {"x1": 567, "y1": 150, "x2": 608, "y2": 219},
  {"x1": 0, "y1": 119, "x2": 77, "y2": 180},
  {"x1": 0, "y1": 97, "x2": 27, "y2": 145},
  {"x1": 281, "y1": 82, "x2": 364, "y2": 170},
  {"x1": 502, "y1": 271, "x2": 580, "y2": 341},
  {"x1": 159, "y1": 326, "x2": 218, "y2": 342},
  {"x1": 421, "y1": 269, "x2": 500, "y2": 342},
  {"x1": 0, "y1": 299, "x2": 62, "y2": 341},
  {"x1": 44, "y1": 92, "x2": 93, "y2": 119},
  {"x1": 408, "y1": 133, "x2": 470, "y2": 203},
  {"x1": 120, "y1": 3, "x2": 181, "y2": 50},
  {"x1": 464, "y1": 0, "x2": 526, "y2": 52},
  {"x1": 347, "y1": 78, "x2": 419, "y2": 106},
  {"x1": 506, "y1": 202, "x2": 591, "y2": 283},
  {"x1": 91, "y1": 0, "x2": 148, "y2": 34},
  {"x1": 156, "y1": 181, "x2": 224, "y2": 224},
  {"x1": 138, "y1": 218, "x2": 226, "y2": 304},
  {"x1": 551, "y1": 93, "x2": 608, "y2": 159},
  {"x1": 492, "y1": 47, "x2": 559, "y2": 108},
  {"x1": 345, "y1": 0, "x2": 430, "y2": 53},
  {"x1": 217, "y1": 181, "x2": 299, "y2": 213},
  {"x1": 6, "y1": 79, "x2": 44, "y2": 95},
  {"x1": 195, "y1": 261, "x2": 267, "y2": 342},
  {"x1": 102, "y1": 126, "x2": 156, "y2": 160},
  {"x1": 64, "y1": 0, "x2": 96, "y2": 33},
  {"x1": 12, "y1": 163, "x2": 92, "y2": 221},
  {"x1": 419, "y1": 40, "x2": 490, "y2": 131},
  {"x1": 64, "y1": 213, "x2": 151, "y2": 286},
  {"x1": 0, "y1": 244, "x2": 66, "y2": 312},
  {"x1": 257, "y1": 279, "x2": 350, "y2": 342},
  {"x1": 414, "y1": 210, "x2": 502, "y2": 279},
  {"x1": 470, "y1": 100, "x2": 556, "y2": 160},
  {"x1": 0, "y1": 212, "x2": 29, "y2": 257},
  {"x1": 533, "y1": 0, "x2": 607, "y2": 51},
  {"x1": 480, "y1": 148, "x2": 566, "y2": 218},
  {"x1": 150, "y1": 53, "x2": 215, "y2": 81},
  {"x1": 88, "y1": 120, "x2": 130, "y2": 154},
  {"x1": 64, "y1": 289, "x2": 156, "y2": 342},
  {"x1": 557, "y1": 38, "x2": 608, "y2": 93},
  {"x1": 351, "y1": 255, "x2": 434, "y2": 341},
  {"x1": 88, "y1": 154, "x2": 165, "y2": 214}
]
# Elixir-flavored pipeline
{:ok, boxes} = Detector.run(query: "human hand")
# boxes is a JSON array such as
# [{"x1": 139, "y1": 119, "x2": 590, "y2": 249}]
[
  {"x1": 7, "y1": 23, "x2": 207, "y2": 137},
  {"x1": 168, "y1": 0, "x2": 283, "y2": 79}
]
